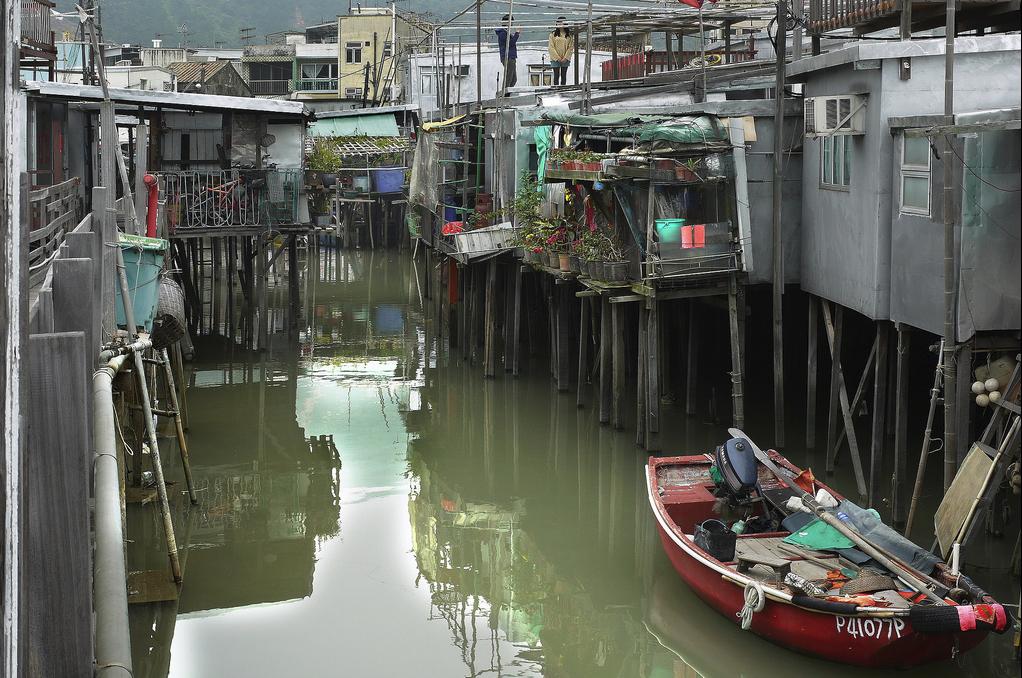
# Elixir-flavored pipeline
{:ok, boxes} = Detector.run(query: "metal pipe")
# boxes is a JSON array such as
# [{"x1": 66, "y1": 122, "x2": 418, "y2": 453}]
[
  {"x1": 93, "y1": 353, "x2": 132, "y2": 678},
  {"x1": 941, "y1": 0, "x2": 958, "y2": 491},
  {"x1": 771, "y1": 0, "x2": 787, "y2": 448}
]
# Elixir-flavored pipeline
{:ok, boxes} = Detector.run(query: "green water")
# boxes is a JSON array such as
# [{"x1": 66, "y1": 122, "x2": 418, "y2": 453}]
[{"x1": 129, "y1": 248, "x2": 1019, "y2": 678}]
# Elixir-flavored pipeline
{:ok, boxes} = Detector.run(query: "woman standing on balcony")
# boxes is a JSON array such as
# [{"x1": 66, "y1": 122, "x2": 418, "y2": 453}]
[{"x1": 548, "y1": 18, "x2": 573, "y2": 86}]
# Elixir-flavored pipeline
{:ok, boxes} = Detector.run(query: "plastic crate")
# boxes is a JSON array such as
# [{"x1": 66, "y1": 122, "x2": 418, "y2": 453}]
[{"x1": 452, "y1": 222, "x2": 515, "y2": 255}]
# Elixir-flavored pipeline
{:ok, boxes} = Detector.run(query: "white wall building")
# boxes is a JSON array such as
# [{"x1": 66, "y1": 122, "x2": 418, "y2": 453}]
[{"x1": 406, "y1": 45, "x2": 611, "y2": 116}]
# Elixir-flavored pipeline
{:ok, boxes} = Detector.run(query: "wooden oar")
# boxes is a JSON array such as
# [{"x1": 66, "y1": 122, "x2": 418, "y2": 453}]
[{"x1": 728, "y1": 428, "x2": 946, "y2": 605}]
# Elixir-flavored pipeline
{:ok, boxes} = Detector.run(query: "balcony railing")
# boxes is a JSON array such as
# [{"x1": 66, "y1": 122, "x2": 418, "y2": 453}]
[
  {"x1": 20, "y1": 0, "x2": 55, "y2": 51},
  {"x1": 807, "y1": 0, "x2": 892, "y2": 32},
  {"x1": 249, "y1": 79, "x2": 292, "y2": 96},
  {"x1": 157, "y1": 169, "x2": 303, "y2": 230},
  {"x1": 601, "y1": 44, "x2": 757, "y2": 81},
  {"x1": 293, "y1": 78, "x2": 339, "y2": 92}
]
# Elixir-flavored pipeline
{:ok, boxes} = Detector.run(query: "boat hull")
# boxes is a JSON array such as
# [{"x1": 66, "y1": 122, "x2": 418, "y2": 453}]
[{"x1": 652, "y1": 504, "x2": 987, "y2": 668}]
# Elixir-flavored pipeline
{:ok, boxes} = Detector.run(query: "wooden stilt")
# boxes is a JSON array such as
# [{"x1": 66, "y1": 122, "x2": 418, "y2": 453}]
[
  {"x1": 511, "y1": 265, "x2": 522, "y2": 376},
  {"x1": 892, "y1": 325, "x2": 911, "y2": 527},
  {"x1": 612, "y1": 302, "x2": 624, "y2": 430},
  {"x1": 806, "y1": 295, "x2": 819, "y2": 449},
  {"x1": 577, "y1": 293, "x2": 589, "y2": 407},
  {"x1": 821, "y1": 302, "x2": 867, "y2": 500},
  {"x1": 556, "y1": 286, "x2": 571, "y2": 392},
  {"x1": 727, "y1": 275, "x2": 745, "y2": 429},
  {"x1": 483, "y1": 259, "x2": 497, "y2": 378},
  {"x1": 599, "y1": 296, "x2": 611, "y2": 424},
  {"x1": 647, "y1": 298, "x2": 661, "y2": 450},
  {"x1": 685, "y1": 300, "x2": 697, "y2": 416},
  {"x1": 637, "y1": 304, "x2": 649, "y2": 447},
  {"x1": 869, "y1": 322, "x2": 890, "y2": 508}
]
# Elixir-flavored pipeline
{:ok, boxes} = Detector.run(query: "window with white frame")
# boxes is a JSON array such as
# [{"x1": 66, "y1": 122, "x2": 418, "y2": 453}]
[
  {"x1": 419, "y1": 66, "x2": 436, "y2": 94},
  {"x1": 528, "y1": 64, "x2": 552, "y2": 86},
  {"x1": 383, "y1": 41, "x2": 393, "y2": 58},
  {"x1": 345, "y1": 41, "x2": 363, "y2": 64},
  {"x1": 900, "y1": 135, "x2": 930, "y2": 215},
  {"x1": 821, "y1": 134, "x2": 851, "y2": 189},
  {"x1": 301, "y1": 62, "x2": 338, "y2": 80}
]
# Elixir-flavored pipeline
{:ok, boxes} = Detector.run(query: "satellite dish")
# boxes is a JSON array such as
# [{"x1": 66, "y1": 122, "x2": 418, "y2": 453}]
[{"x1": 260, "y1": 133, "x2": 276, "y2": 147}]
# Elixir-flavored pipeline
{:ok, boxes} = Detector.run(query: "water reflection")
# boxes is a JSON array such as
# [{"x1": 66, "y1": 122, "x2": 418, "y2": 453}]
[{"x1": 130, "y1": 246, "x2": 1015, "y2": 678}]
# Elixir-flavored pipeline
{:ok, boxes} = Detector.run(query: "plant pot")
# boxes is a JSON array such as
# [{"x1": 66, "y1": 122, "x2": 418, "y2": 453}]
[
  {"x1": 568, "y1": 254, "x2": 581, "y2": 274},
  {"x1": 312, "y1": 214, "x2": 332, "y2": 227},
  {"x1": 321, "y1": 173, "x2": 338, "y2": 188},
  {"x1": 605, "y1": 260, "x2": 629, "y2": 282},
  {"x1": 590, "y1": 261, "x2": 604, "y2": 281},
  {"x1": 655, "y1": 159, "x2": 675, "y2": 171},
  {"x1": 675, "y1": 166, "x2": 698, "y2": 182},
  {"x1": 546, "y1": 251, "x2": 559, "y2": 268},
  {"x1": 558, "y1": 253, "x2": 571, "y2": 272},
  {"x1": 583, "y1": 161, "x2": 601, "y2": 172},
  {"x1": 305, "y1": 170, "x2": 322, "y2": 187},
  {"x1": 352, "y1": 176, "x2": 370, "y2": 193},
  {"x1": 563, "y1": 160, "x2": 579, "y2": 171}
]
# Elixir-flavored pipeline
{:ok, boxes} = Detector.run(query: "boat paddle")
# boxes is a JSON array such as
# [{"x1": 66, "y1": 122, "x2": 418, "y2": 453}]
[{"x1": 727, "y1": 428, "x2": 946, "y2": 605}]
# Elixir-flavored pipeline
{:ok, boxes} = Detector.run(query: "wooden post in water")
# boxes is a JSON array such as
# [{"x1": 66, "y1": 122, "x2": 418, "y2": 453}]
[
  {"x1": 825, "y1": 301, "x2": 842, "y2": 474},
  {"x1": 637, "y1": 305, "x2": 648, "y2": 447},
  {"x1": 511, "y1": 265, "x2": 522, "y2": 376},
  {"x1": 599, "y1": 296, "x2": 611, "y2": 424},
  {"x1": 822, "y1": 301, "x2": 868, "y2": 500},
  {"x1": 892, "y1": 325, "x2": 911, "y2": 527},
  {"x1": 576, "y1": 292, "x2": 590, "y2": 407},
  {"x1": 647, "y1": 298, "x2": 661, "y2": 451},
  {"x1": 806, "y1": 295, "x2": 818, "y2": 449},
  {"x1": 685, "y1": 301, "x2": 698, "y2": 416},
  {"x1": 556, "y1": 285, "x2": 571, "y2": 392},
  {"x1": 869, "y1": 321, "x2": 890, "y2": 508},
  {"x1": 727, "y1": 275, "x2": 745, "y2": 429},
  {"x1": 611, "y1": 302, "x2": 624, "y2": 430},
  {"x1": 483, "y1": 259, "x2": 497, "y2": 378}
]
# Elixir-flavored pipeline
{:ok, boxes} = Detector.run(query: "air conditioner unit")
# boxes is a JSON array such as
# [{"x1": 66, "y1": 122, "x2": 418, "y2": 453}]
[
  {"x1": 804, "y1": 94, "x2": 867, "y2": 137},
  {"x1": 451, "y1": 64, "x2": 470, "y2": 77}
]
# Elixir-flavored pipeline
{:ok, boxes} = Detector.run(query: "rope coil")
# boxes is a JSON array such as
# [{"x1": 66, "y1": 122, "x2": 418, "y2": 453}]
[{"x1": 737, "y1": 582, "x2": 765, "y2": 631}]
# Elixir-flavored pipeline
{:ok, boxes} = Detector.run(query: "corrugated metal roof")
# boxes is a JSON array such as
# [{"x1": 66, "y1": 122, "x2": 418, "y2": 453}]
[
  {"x1": 169, "y1": 60, "x2": 235, "y2": 83},
  {"x1": 310, "y1": 113, "x2": 400, "y2": 137},
  {"x1": 23, "y1": 80, "x2": 311, "y2": 117}
]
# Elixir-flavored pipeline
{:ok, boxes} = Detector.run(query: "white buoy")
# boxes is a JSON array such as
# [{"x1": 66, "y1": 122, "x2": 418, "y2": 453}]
[
  {"x1": 971, "y1": 381, "x2": 985, "y2": 395},
  {"x1": 989, "y1": 390, "x2": 1001, "y2": 403},
  {"x1": 976, "y1": 393, "x2": 990, "y2": 407},
  {"x1": 984, "y1": 377, "x2": 1000, "y2": 392}
]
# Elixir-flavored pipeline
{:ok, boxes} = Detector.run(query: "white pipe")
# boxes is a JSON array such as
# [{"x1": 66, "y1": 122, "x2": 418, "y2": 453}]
[{"x1": 93, "y1": 353, "x2": 132, "y2": 678}]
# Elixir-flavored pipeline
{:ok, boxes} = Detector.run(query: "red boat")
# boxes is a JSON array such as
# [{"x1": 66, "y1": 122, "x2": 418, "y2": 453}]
[{"x1": 646, "y1": 436, "x2": 1009, "y2": 669}]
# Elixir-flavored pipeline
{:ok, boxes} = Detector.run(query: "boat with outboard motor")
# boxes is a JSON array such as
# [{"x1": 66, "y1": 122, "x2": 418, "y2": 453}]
[{"x1": 646, "y1": 429, "x2": 1010, "y2": 668}]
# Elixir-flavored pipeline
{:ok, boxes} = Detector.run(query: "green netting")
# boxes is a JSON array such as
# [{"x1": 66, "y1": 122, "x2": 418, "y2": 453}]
[{"x1": 621, "y1": 115, "x2": 729, "y2": 144}]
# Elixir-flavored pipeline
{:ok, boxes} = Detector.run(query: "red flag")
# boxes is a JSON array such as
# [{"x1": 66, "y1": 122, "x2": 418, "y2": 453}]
[{"x1": 678, "y1": 0, "x2": 703, "y2": 6}]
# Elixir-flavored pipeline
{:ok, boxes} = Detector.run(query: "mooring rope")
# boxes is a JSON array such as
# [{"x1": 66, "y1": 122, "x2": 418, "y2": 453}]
[{"x1": 737, "y1": 581, "x2": 765, "y2": 631}]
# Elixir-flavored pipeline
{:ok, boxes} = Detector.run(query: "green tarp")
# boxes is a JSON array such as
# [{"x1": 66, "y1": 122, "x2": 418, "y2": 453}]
[
  {"x1": 540, "y1": 112, "x2": 671, "y2": 128},
  {"x1": 782, "y1": 518, "x2": 856, "y2": 551},
  {"x1": 310, "y1": 114, "x2": 399, "y2": 137},
  {"x1": 534, "y1": 125, "x2": 553, "y2": 185},
  {"x1": 621, "y1": 115, "x2": 729, "y2": 144}
]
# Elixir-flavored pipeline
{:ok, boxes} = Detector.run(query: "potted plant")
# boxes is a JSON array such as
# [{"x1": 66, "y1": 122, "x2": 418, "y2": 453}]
[
  {"x1": 578, "y1": 150, "x2": 603, "y2": 173},
  {"x1": 675, "y1": 157, "x2": 702, "y2": 182},
  {"x1": 308, "y1": 139, "x2": 341, "y2": 187},
  {"x1": 371, "y1": 150, "x2": 405, "y2": 193}
]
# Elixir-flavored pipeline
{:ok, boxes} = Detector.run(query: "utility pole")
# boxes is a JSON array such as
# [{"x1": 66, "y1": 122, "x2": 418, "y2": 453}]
[
  {"x1": 772, "y1": 0, "x2": 787, "y2": 447},
  {"x1": 475, "y1": 0, "x2": 482, "y2": 106},
  {"x1": 941, "y1": 0, "x2": 957, "y2": 491},
  {"x1": 582, "y1": 0, "x2": 593, "y2": 113}
]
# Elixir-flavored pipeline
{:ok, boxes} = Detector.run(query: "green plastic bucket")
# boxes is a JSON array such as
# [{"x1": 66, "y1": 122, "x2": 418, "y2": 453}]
[
  {"x1": 115, "y1": 233, "x2": 168, "y2": 332},
  {"x1": 655, "y1": 218, "x2": 685, "y2": 245}
]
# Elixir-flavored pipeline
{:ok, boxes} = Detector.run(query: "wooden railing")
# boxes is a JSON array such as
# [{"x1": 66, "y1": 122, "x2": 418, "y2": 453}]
[
  {"x1": 28, "y1": 177, "x2": 84, "y2": 287},
  {"x1": 20, "y1": 0, "x2": 55, "y2": 51},
  {"x1": 601, "y1": 44, "x2": 758, "y2": 81},
  {"x1": 807, "y1": 0, "x2": 895, "y2": 32}
]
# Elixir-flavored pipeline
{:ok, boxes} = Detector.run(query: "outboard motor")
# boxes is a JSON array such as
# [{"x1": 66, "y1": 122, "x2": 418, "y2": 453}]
[{"x1": 713, "y1": 437, "x2": 759, "y2": 504}]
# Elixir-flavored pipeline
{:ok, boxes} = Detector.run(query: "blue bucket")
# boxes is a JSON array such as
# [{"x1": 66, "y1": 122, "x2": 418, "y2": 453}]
[
  {"x1": 115, "y1": 233, "x2": 168, "y2": 332},
  {"x1": 372, "y1": 167, "x2": 404, "y2": 194}
]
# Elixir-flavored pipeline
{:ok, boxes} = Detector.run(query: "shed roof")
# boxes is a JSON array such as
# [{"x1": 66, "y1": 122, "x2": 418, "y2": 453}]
[
  {"x1": 310, "y1": 113, "x2": 400, "y2": 137},
  {"x1": 23, "y1": 80, "x2": 312, "y2": 117},
  {"x1": 168, "y1": 60, "x2": 237, "y2": 84}
]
